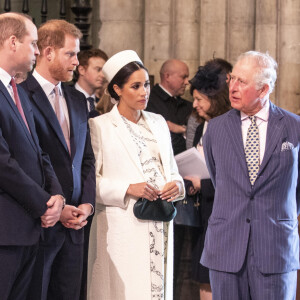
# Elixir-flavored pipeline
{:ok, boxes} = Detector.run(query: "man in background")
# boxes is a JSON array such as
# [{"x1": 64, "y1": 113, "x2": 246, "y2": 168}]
[
  {"x1": 21, "y1": 19, "x2": 95, "y2": 300},
  {"x1": 74, "y1": 48, "x2": 108, "y2": 118},
  {"x1": 146, "y1": 59, "x2": 192, "y2": 155},
  {"x1": 0, "y1": 12, "x2": 64, "y2": 299}
]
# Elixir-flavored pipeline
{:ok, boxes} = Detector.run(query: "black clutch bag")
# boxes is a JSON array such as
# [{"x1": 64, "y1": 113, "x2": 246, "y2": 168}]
[{"x1": 133, "y1": 197, "x2": 177, "y2": 222}]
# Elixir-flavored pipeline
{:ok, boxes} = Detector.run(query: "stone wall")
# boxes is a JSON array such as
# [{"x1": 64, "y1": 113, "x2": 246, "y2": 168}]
[{"x1": 94, "y1": 0, "x2": 300, "y2": 113}]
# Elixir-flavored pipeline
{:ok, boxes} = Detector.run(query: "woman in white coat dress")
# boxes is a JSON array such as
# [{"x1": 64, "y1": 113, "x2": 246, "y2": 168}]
[{"x1": 87, "y1": 50, "x2": 185, "y2": 300}]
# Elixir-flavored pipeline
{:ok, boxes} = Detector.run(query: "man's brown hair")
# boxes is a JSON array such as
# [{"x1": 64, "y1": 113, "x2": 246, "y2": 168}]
[
  {"x1": 0, "y1": 13, "x2": 32, "y2": 47},
  {"x1": 77, "y1": 49, "x2": 108, "y2": 67},
  {"x1": 37, "y1": 19, "x2": 82, "y2": 54},
  {"x1": 73, "y1": 49, "x2": 108, "y2": 81}
]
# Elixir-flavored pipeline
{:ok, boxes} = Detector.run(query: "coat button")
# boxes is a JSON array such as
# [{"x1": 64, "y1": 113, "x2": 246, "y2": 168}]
[{"x1": 246, "y1": 218, "x2": 251, "y2": 223}]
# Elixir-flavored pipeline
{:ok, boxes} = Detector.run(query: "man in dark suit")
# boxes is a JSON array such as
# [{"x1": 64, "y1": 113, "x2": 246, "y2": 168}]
[
  {"x1": 74, "y1": 48, "x2": 109, "y2": 118},
  {"x1": 201, "y1": 51, "x2": 300, "y2": 299},
  {"x1": 21, "y1": 20, "x2": 95, "y2": 300},
  {"x1": 0, "y1": 12, "x2": 64, "y2": 300},
  {"x1": 146, "y1": 59, "x2": 192, "y2": 155}
]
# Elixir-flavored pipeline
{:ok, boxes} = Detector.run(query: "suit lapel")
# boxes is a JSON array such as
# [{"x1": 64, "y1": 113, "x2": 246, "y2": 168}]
[
  {"x1": 26, "y1": 75, "x2": 70, "y2": 155},
  {"x1": 226, "y1": 109, "x2": 249, "y2": 177},
  {"x1": 0, "y1": 81, "x2": 37, "y2": 152},
  {"x1": 109, "y1": 106, "x2": 145, "y2": 178},
  {"x1": 258, "y1": 102, "x2": 285, "y2": 175}
]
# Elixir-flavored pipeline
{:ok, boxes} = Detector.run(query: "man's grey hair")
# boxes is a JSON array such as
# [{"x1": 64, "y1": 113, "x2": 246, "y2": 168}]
[{"x1": 237, "y1": 51, "x2": 277, "y2": 94}]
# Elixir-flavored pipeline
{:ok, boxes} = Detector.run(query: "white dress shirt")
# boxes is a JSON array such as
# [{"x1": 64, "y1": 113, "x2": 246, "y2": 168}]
[
  {"x1": 0, "y1": 67, "x2": 16, "y2": 102},
  {"x1": 241, "y1": 100, "x2": 270, "y2": 164},
  {"x1": 74, "y1": 82, "x2": 96, "y2": 112}
]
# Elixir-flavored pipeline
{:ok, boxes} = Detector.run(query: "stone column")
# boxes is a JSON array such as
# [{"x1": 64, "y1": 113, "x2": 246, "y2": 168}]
[
  {"x1": 98, "y1": 0, "x2": 144, "y2": 58},
  {"x1": 143, "y1": 0, "x2": 173, "y2": 83},
  {"x1": 255, "y1": 0, "x2": 278, "y2": 103},
  {"x1": 227, "y1": 0, "x2": 256, "y2": 64},
  {"x1": 144, "y1": 0, "x2": 199, "y2": 85},
  {"x1": 173, "y1": 0, "x2": 200, "y2": 78},
  {"x1": 277, "y1": 0, "x2": 300, "y2": 112},
  {"x1": 199, "y1": 0, "x2": 227, "y2": 65}
]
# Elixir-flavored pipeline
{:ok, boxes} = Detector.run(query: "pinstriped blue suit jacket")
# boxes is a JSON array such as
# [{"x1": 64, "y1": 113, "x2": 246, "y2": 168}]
[{"x1": 200, "y1": 102, "x2": 300, "y2": 274}]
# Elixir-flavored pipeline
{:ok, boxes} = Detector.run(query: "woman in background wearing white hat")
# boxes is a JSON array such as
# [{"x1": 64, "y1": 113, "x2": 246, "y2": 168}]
[{"x1": 87, "y1": 50, "x2": 184, "y2": 300}]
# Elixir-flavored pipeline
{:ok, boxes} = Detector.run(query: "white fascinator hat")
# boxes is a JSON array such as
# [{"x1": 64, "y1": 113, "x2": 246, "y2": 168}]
[{"x1": 102, "y1": 50, "x2": 143, "y2": 82}]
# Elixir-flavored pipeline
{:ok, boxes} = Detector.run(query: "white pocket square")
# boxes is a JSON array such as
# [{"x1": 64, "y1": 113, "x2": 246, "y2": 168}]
[{"x1": 281, "y1": 141, "x2": 295, "y2": 151}]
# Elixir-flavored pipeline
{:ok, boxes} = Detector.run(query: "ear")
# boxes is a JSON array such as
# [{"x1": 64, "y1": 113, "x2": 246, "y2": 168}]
[
  {"x1": 8, "y1": 35, "x2": 18, "y2": 51},
  {"x1": 44, "y1": 46, "x2": 55, "y2": 61},
  {"x1": 78, "y1": 65, "x2": 86, "y2": 76},
  {"x1": 113, "y1": 84, "x2": 122, "y2": 97},
  {"x1": 259, "y1": 84, "x2": 269, "y2": 99}
]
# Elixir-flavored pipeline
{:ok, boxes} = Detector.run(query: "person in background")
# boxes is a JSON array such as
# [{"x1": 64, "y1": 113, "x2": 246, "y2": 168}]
[
  {"x1": 88, "y1": 50, "x2": 184, "y2": 300},
  {"x1": 21, "y1": 19, "x2": 95, "y2": 300},
  {"x1": 185, "y1": 60, "x2": 231, "y2": 300},
  {"x1": 74, "y1": 48, "x2": 109, "y2": 118},
  {"x1": 201, "y1": 51, "x2": 300, "y2": 299},
  {"x1": 0, "y1": 12, "x2": 64, "y2": 299},
  {"x1": 146, "y1": 59, "x2": 192, "y2": 155},
  {"x1": 186, "y1": 58, "x2": 232, "y2": 149}
]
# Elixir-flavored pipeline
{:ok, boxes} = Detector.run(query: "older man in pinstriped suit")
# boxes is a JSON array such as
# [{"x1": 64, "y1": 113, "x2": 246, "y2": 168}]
[{"x1": 201, "y1": 51, "x2": 300, "y2": 299}]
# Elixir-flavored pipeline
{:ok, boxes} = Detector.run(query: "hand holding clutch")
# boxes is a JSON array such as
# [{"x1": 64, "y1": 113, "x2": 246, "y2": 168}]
[{"x1": 133, "y1": 197, "x2": 177, "y2": 222}]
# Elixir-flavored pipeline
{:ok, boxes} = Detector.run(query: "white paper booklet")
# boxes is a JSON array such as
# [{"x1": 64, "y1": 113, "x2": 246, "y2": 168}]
[{"x1": 175, "y1": 147, "x2": 210, "y2": 179}]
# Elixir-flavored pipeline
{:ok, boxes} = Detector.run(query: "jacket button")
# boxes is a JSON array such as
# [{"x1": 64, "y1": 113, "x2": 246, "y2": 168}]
[
  {"x1": 250, "y1": 196, "x2": 254, "y2": 200},
  {"x1": 246, "y1": 218, "x2": 250, "y2": 223}
]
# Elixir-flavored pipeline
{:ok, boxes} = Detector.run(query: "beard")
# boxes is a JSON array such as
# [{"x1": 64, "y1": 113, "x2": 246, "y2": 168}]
[{"x1": 49, "y1": 59, "x2": 73, "y2": 83}]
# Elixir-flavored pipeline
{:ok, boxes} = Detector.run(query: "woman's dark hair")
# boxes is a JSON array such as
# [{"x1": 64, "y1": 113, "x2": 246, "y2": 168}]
[
  {"x1": 107, "y1": 61, "x2": 148, "y2": 100},
  {"x1": 190, "y1": 59, "x2": 231, "y2": 122}
]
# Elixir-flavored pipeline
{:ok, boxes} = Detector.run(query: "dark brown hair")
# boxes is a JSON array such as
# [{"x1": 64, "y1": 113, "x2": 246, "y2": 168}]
[
  {"x1": 108, "y1": 61, "x2": 148, "y2": 100},
  {"x1": 190, "y1": 59, "x2": 231, "y2": 122}
]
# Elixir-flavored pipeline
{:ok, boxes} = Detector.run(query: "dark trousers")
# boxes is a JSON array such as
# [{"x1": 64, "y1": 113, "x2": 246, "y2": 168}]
[
  {"x1": 173, "y1": 224, "x2": 186, "y2": 293},
  {"x1": 0, "y1": 244, "x2": 38, "y2": 300},
  {"x1": 28, "y1": 227, "x2": 84, "y2": 300},
  {"x1": 210, "y1": 234, "x2": 297, "y2": 300},
  {"x1": 79, "y1": 216, "x2": 93, "y2": 300}
]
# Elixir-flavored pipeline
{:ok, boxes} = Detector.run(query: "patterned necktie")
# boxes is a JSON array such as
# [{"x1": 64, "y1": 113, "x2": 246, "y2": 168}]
[
  {"x1": 245, "y1": 116, "x2": 260, "y2": 185},
  {"x1": 53, "y1": 86, "x2": 71, "y2": 154},
  {"x1": 87, "y1": 97, "x2": 95, "y2": 111},
  {"x1": 10, "y1": 77, "x2": 30, "y2": 132}
]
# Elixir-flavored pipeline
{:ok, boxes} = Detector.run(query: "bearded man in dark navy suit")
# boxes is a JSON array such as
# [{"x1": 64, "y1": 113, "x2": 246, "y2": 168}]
[{"x1": 21, "y1": 20, "x2": 95, "y2": 300}]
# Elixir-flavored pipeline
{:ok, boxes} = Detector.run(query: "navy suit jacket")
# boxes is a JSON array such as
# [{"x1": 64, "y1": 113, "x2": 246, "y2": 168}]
[
  {"x1": 200, "y1": 102, "x2": 300, "y2": 274},
  {"x1": 0, "y1": 80, "x2": 62, "y2": 246},
  {"x1": 21, "y1": 74, "x2": 95, "y2": 244}
]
